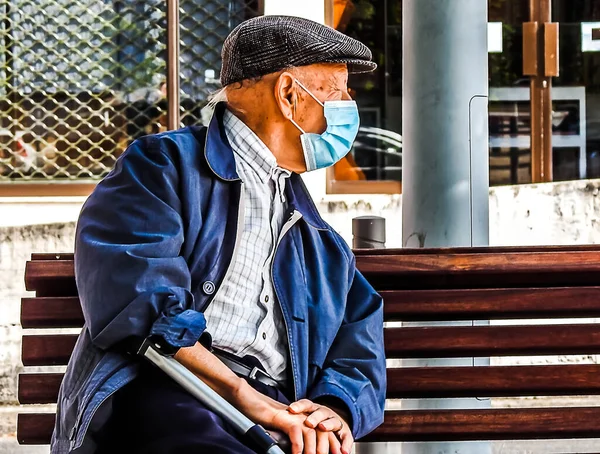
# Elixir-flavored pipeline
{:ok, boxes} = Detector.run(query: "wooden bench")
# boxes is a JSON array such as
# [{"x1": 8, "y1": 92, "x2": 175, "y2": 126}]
[{"x1": 17, "y1": 245, "x2": 600, "y2": 446}]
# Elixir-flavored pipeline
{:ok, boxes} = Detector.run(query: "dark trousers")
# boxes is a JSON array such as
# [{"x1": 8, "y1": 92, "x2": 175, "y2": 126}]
[{"x1": 95, "y1": 362, "x2": 291, "y2": 453}]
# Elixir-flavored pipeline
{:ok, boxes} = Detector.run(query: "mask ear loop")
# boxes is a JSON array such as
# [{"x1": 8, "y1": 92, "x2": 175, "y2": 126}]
[
  {"x1": 289, "y1": 114, "x2": 306, "y2": 134},
  {"x1": 290, "y1": 79, "x2": 326, "y2": 134},
  {"x1": 294, "y1": 79, "x2": 325, "y2": 108}
]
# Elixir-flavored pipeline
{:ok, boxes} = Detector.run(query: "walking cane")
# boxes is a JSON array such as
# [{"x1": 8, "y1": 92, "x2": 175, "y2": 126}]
[{"x1": 137, "y1": 339, "x2": 287, "y2": 454}]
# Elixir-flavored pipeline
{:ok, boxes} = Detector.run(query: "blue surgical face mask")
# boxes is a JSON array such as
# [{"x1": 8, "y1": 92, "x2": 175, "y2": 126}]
[{"x1": 289, "y1": 79, "x2": 360, "y2": 172}]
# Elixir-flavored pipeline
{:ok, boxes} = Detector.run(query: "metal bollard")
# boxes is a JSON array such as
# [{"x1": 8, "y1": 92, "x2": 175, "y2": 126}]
[{"x1": 352, "y1": 216, "x2": 386, "y2": 249}]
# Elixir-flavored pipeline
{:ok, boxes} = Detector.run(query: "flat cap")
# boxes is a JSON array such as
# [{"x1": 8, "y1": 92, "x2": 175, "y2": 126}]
[{"x1": 220, "y1": 15, "x2": 377, "y2": 86}]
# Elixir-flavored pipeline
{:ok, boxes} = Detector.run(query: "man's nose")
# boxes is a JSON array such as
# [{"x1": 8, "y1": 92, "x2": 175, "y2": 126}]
[{"x1": 341, "y1": 90, "x2": 352, "y2": 101}]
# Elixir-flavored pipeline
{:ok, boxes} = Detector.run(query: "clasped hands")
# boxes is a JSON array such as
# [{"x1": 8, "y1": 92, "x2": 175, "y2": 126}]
[{"x1": 268, "y1": 398, "x2": 353, "y2": 454}]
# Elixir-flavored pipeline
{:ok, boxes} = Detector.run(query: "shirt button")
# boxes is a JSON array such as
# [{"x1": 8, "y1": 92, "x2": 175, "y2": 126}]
[
  {"x1": 202, "y1": 281, "x2": 216, "y2": 295},
  {"x1": 264, "y1": 295, "x2": 269, "y2": 303},
  {"x1": 262, "y1": 332, "x2": 267, "y2": 340}
]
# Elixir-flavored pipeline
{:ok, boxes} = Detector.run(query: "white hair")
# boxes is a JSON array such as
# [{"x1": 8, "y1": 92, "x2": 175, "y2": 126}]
[
  {"x1": 200, "y1": 67, "x2": 309, "y2": 125},
  {"x1": 201, "y1": 87, "x2": 229, "y2": 125}
]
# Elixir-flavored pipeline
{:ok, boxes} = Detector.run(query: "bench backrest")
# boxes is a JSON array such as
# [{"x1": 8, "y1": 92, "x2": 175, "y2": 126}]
[{"x1": 18, "y1": 246, "x2": 600, "y2": 444}]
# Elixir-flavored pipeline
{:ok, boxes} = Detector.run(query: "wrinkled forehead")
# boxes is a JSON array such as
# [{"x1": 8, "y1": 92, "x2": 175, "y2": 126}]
[{"x1": 294, "y1": 63, "x2": 349, "y2": 88}]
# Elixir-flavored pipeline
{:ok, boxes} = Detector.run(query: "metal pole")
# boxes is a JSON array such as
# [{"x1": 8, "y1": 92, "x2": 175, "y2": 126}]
[
  {"x1": 402, "y1": 1, "x2": 490, "y2": 453},
  {"x1": 402, "y1": 0, "x2": 489, "y2": 249},
  {"x1": 142, "y1": 343, "x2": 286, "y2": 454},
  {"x1": 166, "y1": 0, "x2": 180, "y2": 130}
]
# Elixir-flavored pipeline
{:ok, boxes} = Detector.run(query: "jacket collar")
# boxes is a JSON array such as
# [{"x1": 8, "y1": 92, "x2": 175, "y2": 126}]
[
  {"x1": 203, "y1": 102, "x2": 241, "y2": 181},
  {"x1": 286, "y1": 173, "x2": 329, "y2": 230},
  {"x1": 200, "y1": 102, "x2": 328, "y2": 230}
]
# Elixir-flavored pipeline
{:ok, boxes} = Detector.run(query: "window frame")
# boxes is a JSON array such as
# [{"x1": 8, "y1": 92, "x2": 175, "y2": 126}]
[{"x1": 327, "y1": 167, "x2": 402, "y2": 194}]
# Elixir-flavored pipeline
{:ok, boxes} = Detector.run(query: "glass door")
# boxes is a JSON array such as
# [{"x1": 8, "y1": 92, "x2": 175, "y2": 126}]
[
  {"x1": 328, "y1": 0, "x2": 575, "y2": 189},
  {"x1": 553, "y1": 1, "x2": 600, "y2": 181},
  {"x1": 490, "y1": 0, "x2": 599, "y2": 186},
  {"x1": 489, "y1": 0, "x2": 563, "y2": 186},
  {"x1": 488, "y1": 1, "x2": 533, "y2": 186}
]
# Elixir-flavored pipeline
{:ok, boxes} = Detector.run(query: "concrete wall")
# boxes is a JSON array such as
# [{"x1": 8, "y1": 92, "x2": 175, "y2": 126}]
[{"x1": 319, "y1": 179, "x2": 600, "y2": 248}]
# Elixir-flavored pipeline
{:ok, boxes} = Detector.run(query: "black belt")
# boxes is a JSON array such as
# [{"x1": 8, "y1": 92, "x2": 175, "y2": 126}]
[{"x1": 212, "y1": 348, "x2": 282, "y2": 390}]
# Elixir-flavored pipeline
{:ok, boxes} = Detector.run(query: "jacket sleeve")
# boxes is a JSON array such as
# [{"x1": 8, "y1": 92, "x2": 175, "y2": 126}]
[
  {"x1": 74, "y1": 135, "x2": 206, "y2": 352},
  {"x1": 307, "y1": 257, "x2": 386, "y2": 439}
]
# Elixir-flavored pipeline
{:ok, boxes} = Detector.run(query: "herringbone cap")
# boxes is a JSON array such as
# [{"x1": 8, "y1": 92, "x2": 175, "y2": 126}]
[{"x1": 221, "y1": 15, "x2": 377, "y2": 86}]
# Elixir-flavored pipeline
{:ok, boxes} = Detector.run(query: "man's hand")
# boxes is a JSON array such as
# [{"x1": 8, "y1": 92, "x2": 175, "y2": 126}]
[
  {"x1": 232, "y1": 381, "x2": 330, "y2": 454},
  {"x1": 174, "y1": 344, "x2": 347, "y2": 453},
  {"x1": 232, "y1": 381, "x2": 344, "y2": 454},
  {"x1": 269, "y1": 404, "x2": 341, "y2": 454},
  {"x1": 288, "y1": 399, "x2": 353, "y2": 454}
]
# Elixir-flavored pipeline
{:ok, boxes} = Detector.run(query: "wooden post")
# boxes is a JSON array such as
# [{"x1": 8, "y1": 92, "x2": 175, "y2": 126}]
[
  {"x1": 526, "y1": 0, "x2": 559, "y2": 182},
  {"x1": 167, "y1": 0, "x2": 180, "y2": 131}
]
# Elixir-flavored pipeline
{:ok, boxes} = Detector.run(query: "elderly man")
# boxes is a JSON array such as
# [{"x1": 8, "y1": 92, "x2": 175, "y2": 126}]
[{"x1": 51, "y1": 15, "x2": 385, "y2": 454}]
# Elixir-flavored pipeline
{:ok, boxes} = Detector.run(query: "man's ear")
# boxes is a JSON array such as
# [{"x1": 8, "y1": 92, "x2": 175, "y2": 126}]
[{"x1": 274, "y1": 71, "x2": 297, "y2": 121}]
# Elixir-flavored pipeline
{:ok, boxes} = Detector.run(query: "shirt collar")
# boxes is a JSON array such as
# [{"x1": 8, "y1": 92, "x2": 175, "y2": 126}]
[{"x1": 223, "y1": 109, "x2": 286, "y2": 184}]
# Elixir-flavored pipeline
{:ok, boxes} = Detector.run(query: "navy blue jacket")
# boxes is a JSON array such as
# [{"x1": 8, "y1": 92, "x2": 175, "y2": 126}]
[{"x1": 51, "y1": 105, "x2": 386, "y2": 453}]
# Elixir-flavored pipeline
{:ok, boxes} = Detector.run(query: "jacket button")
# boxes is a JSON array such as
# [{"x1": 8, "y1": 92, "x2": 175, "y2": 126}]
[{"x1": 202, "y1": 281, "x2": 216, "y2": 295}]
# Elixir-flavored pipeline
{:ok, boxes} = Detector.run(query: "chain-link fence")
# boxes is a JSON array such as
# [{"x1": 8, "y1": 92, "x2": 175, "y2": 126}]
[
  {"x1": 179, "y1": 1, "x2": 260, "y2": 127},
  {"x1": 0, "y1": 0, "x2": 261, "y2": 184}
]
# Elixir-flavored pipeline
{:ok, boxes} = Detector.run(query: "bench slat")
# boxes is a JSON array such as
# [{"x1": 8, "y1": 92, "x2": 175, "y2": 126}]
[
  {"x1": 21, "y1": 287, "x2": 600, "y2": 327},
  {"x1": 17, "y1": 414, "x2": 56, "y2": 445},
  {"x1": 21, "y1": 297, "x2": 83, "y2": 328},
  {"x1": 23, "y1": 323, "x2": 600, "y2": 367},
  {"x1": 25, "y1": 261, "x2": 75, "y2": 286},
  {"x1": 23, "y1": 285, "x2": 600, "y2": 325},
  {"x1": 18, "y1": 374, "x2": 64, "y2": 404},
  {"x1": 22, "y1": 335, "x2": 77, "y2": 366},
  {"x1": 388, "y1": 364, "x2": 600, "y2": 398},
  {"x1": 385, "y1": 324, "x2": 600, "y2": 358},
  {"x1": 363, "y1": 407, "x2": 600, "y2": 442},
  {"x1": 359, "y1": 252, "x2": 600, "y2": 289},
  {"x1": 358, "y1": 251, "x2": 600, "y2": 273},
  {"x1": 26, "y1": 250, "x2": 600, "y2": 296},
  {"x1": 354, "y1": 245, "x2": 600, "y2": 256},
  {"x1": 382, "y1": 286, "x2": 600, "y2": 321},
  {"x1": 24, "y1": 260, "x2": 77, "y2": 296},
  {"x1": 38, "y1": 246, "x2": 600, "y2": 263},
  {"x1": 24, "y1": 287, "x2": 600, "y2": 328},
  {"x1": 19, "y1": 364, "x2": 600, "y2": 407},
  {"x1": 18, "y1": 407, "x2": 600, "y2": 445},
  {"x1": 30, "y1": 253, "x2": 73, "y2": 261}
]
